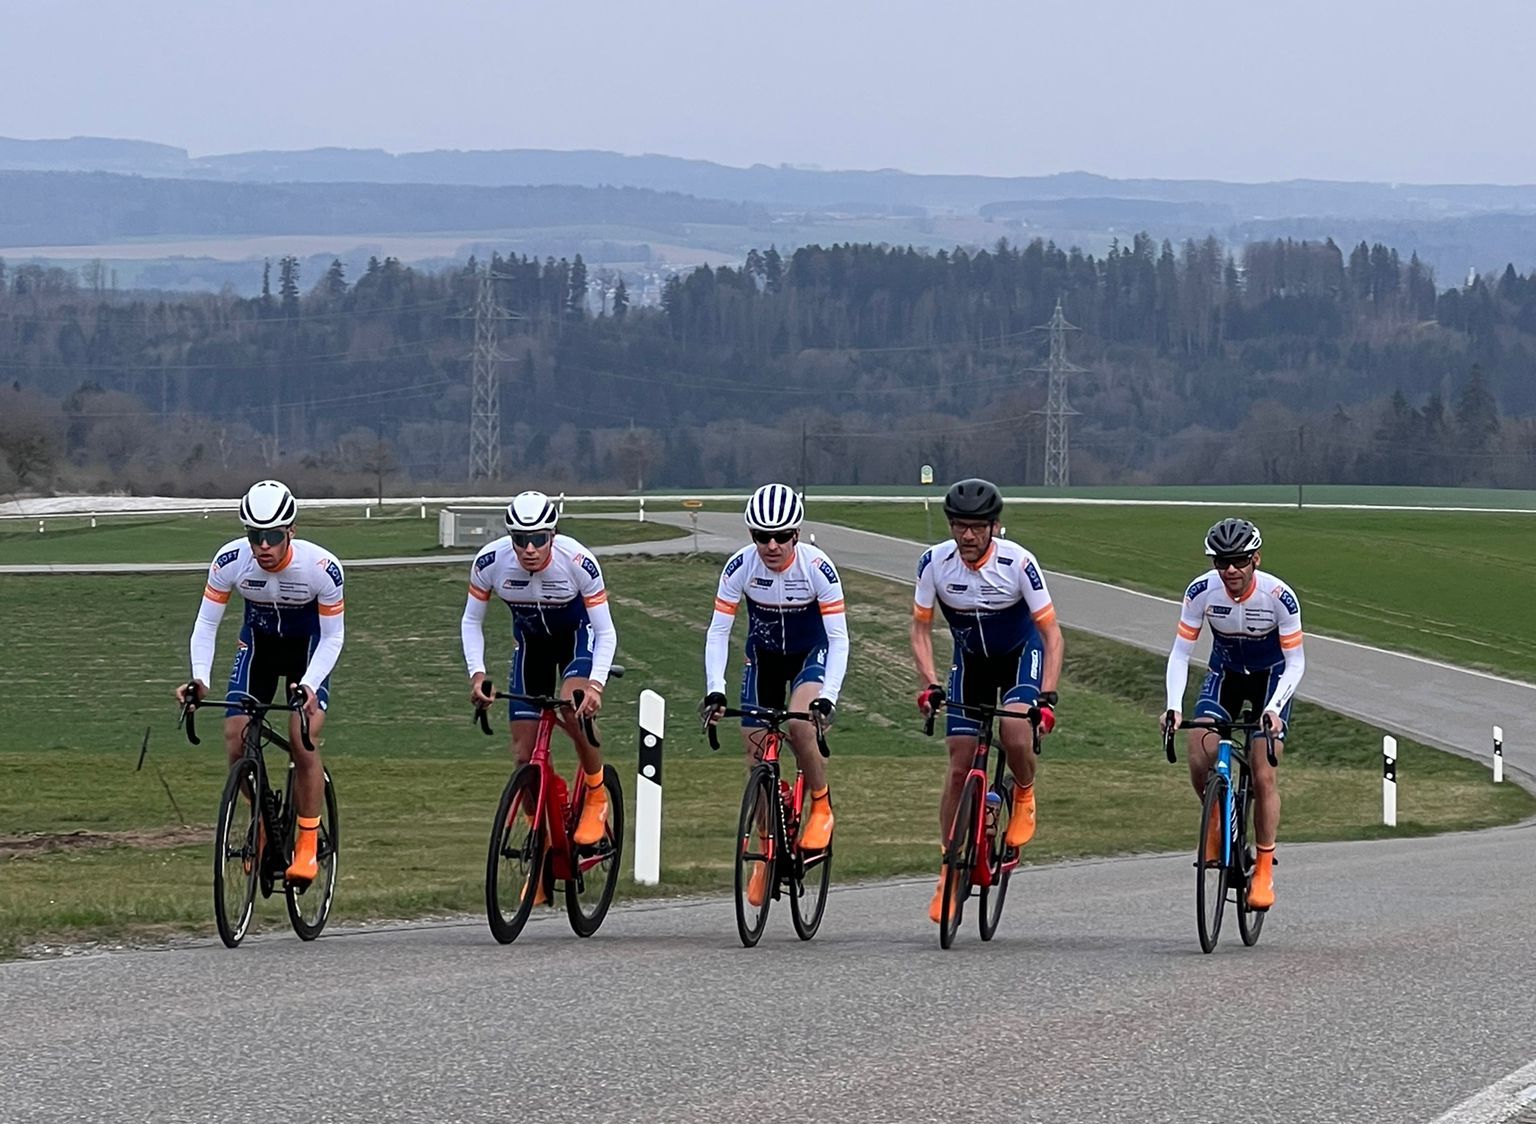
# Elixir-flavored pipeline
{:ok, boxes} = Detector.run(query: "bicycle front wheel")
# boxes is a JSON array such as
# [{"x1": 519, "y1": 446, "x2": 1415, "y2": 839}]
[
  {"x1": 567, "y1": 765, "x2": 625, "y2": 937},
  {"x1": 978, "y1": 777, "x2": 1014, "y2": 942},
  {"x1": 213, "y1": 758, "x2": 261, "y2": 948},
  {"x1": 940, "y1": 774, "x2": 982, "y2": 950},
  {"x1": 284, "y1": 765, "x2": 339, "y2": 941},
  {"x1": 734, "y1": 767, "x2": 777, "y2": 948},
  {"x1": 789, "y1": 809, "x2": 832, "y2": 942},
  {"x1": 1196, "y1": 773, "x2": 1229, "y2": 954},
  {"x1": 486, "y1": 765, "x2": 545, "y2": 944}
]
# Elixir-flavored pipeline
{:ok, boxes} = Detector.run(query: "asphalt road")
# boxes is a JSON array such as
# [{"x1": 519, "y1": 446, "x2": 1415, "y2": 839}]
[{"x1": 3, "y1": 513, "x2": 1531, "y2": 1123}]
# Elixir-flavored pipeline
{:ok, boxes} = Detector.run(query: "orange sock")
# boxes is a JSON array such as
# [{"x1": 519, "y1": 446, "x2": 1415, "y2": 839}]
[{"x1": 584, "y1": 770, "x2": 605, "y2": 791}]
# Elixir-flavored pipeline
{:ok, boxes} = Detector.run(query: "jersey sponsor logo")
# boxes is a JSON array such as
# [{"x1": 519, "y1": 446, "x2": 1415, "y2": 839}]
[
  {"x1": 1278, "y1": 588, "x2": 1299, "y2": 615},
  {"x1": 323, "y1": 560, "x2": 343, "y2": 588},
  {"x1": 503, "y1": 578, "x2": 530, "y2": 588},
  {"x1": 240, "y1": 578, "x2": 268, "y2": 590},
  {"x1": 816, "y1": 559, "x2": 839, "y2": 585},
  {"x1": 998, "y1": 555, "x2": 1015, "y2": 567},
  {"x1": 578, "y1": 555, "x2": 600, "y2": 581},
  {"x1": 751, "y1": 576, "x2": 774, "y2": 589},
  {"x1": 945, "y1": 583, "x2": 968, "y2": 594},
  {"x1": 1023, "y1": 561, "x2": 1043, "y2": 591},
  {"x1": 474, "y1": 550, "x2": 497, "y2": 572},
  {"x1": 215, "y1": 548, "x2": 240, "y2": 569},
  {"x1": 1186, "y1": 578, "x2": 1209, "y2": 600},
  {"x1": 724, "y1": 552, "x2": 746, "y2": 578},
  {"x1": 1209, "y1": 605, "x2": 1232, "y2": 616},
  {"x1": 916, "y1": 549, "x2": 933, "y2": 578}
]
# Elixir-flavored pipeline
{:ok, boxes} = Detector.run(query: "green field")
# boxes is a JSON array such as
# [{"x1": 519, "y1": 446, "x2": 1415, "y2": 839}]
[
  {"x1": 811, "y1": 501, "x2": 1536, "y2": 682},
  {"x1": 1, "y1": 554, "x2": 1526, "y2": 957},
  {"x1": 0, "y1": 509, "x2": 680, "y2": 565}
]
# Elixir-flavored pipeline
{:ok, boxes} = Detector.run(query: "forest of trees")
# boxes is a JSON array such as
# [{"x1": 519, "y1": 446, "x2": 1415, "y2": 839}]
[{"x1": 2, "y1": 232, "x2": 1534, "y2": 496}]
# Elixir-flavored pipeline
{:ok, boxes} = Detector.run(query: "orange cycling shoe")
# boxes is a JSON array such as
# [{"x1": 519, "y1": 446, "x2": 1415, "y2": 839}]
[
  {"x1": 285, "y1": 816, "x2": 320, "y2": 885},
  {"x1": 1248, "y1": 846, "x2": 1276, "y2": 909},
  {"x1": 573, "y1": 773, "x2": 609, "y2": 846},
  {"x1": 799, "y1": 789, "x2": 834, "y2": 850},
  {"x1": 1005, "y1": 784, "x2": 1036, "y2": 849}
]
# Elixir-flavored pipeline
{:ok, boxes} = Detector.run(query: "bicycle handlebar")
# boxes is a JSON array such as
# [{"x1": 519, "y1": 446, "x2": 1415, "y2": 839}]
[
  {"x1": 473, "y1": 689, "x2": 602, "y2": 748},
  {"x1": 1162, "y1": 713, "x2": 1279, "y2": 767},
  {"x1": 703, "y1": 706, "x2": 830, "y2": 758},
  {"x1": 179, "y1": 683, "x2": 315, "y2": 752},
  {"x1": 920, "y1": 697, "x2": 1043, "y2": 754}
]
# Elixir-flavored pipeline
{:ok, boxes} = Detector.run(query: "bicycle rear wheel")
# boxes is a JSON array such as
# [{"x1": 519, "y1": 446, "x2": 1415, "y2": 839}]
[
  {"x1": 978, "y1": 777, "x2": 1014, "y2": 942},
  {"x1": 213, "y1": 758, "x2": 261, "y2": 948},
  {"x1": 486, "y1": 765, "x2": 546, "y2": 944},
  {"x1": 284, "y1": 765, "x2": 339, "y2": 941},
  {"x1": 789, "y1": 805, "x2": 832, "y2": 942},
  {"x1": 940, "y1": 774, "x2": 982, "y2": 950},
  {"x1": 1196, "y1": 773, "x2": 1229, "y2": 954},
  {"x1": 1235, "y1": 775, "x2": 1266, "y2": 947},
  {"x1": 567, "y1": 765, "x2": 625, "y2": 937},
  {"x1": 734, "y1": 767, "x2": 777, "y2": 948}
]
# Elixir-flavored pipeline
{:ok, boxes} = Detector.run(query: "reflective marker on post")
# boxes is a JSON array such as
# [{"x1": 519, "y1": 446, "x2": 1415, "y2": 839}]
[
  {"x1": 1494, "y1": 725, "x2": 1505, "y2": 784},
  {"x1": 635, "y1": 689, "x2": 665, "y2": 885},
  {"x1": 1383, "y1": 735, "x2": 1398, "y2": 826}
]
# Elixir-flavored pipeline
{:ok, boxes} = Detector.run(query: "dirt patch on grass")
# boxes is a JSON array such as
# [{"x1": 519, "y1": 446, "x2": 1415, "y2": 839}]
[{"x1": 0, "y1": 825, "x2": 210, "y2": 859}]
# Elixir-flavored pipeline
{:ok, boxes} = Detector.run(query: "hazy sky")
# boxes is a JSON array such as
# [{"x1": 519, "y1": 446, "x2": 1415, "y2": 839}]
[{"x1": 4, "y1": 0, "x2": 1532, "y2": 184}]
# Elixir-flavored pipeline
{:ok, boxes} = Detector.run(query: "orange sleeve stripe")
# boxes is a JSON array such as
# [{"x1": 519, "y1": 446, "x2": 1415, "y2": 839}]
[
  {"x1": 819, "y1": 599, "x2": 846, "y2": 615},
  {"x1": 467, "y1": 583, "x2": 492, "y2": 602},
  {"x1": 584, "y1": 591, "x2": 608, "y2": 608},
  {"x1": 1032, "y1": 605, "x2": 1057, "y2": 627},
  {"x1": 202, "y1": 584, "x2": 231, "y2": 604},
  {"x1": 913, "y1": 603, "x2": 934, "y2": 622},
  {"x1": 1280, "y1": 631, "x2": 1304, "y2": 650},
  {"x1": 318, "y1": 600, "x2": 345, "y2": 617},
  {"x1": 713, "y1": 597, "x2": 738, "y2": 616},
  {"x1": 1177, "y1": 622, "x2": 1201, "y2": 641}
]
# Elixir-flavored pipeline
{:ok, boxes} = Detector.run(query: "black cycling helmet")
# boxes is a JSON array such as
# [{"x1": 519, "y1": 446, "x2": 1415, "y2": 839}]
[
  {"x1": 943, "y1": 478, "x2": 1004, "y2": 522},
  {"x1": 1204, "y1": 517, "x2": 1262, "y2": 557}
]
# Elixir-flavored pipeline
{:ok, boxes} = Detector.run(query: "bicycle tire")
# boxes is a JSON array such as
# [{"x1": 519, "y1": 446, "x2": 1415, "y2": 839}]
[
  {"x1": 734, "y1": 767, "x2": 777, "y2": 948},
  {"x1": 1196, "y1": 772, "x2": 1229, "y2": 954},
  {"x1": 978, "y1": 777, "x2": 1014, "y2": 942},
  {"x1": 284, "y1": 765, "x2": 339, "y2": 942},
  {"x1": 486, "y1": 765, "x2": 546, "y2": 944},
  {"x1": 789, "y1": 793, "x2": 833, "y2": 942},
  {"x1": 940, "y1": 774, "x2": 982, "y2": 950},
  {"x1": 566, "y1": 765, "x2": 625, "y2": 937},
  {"x1": 213, "y1": 758, "x2": 261, "y2": 949},
  {"x1": 1235, "y1": 770, "x2": 1267, "y2": 947}
]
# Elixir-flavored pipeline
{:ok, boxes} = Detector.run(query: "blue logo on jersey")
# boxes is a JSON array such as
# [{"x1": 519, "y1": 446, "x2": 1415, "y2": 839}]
[
  {"x1": 1023, "y1": 561, "x2": 1043, "y2": 591},
  {"x1": 946, "y1": 583, "x2": 968, "y2": 594},
  {"x1": 1278, "y1": 589, "x2": 1299, "y2": 615},
  {"x1": 997, "y1": 555, "x2": 1015, "y2": 566},
  {"x1": 724, "y1": 553, "x2": 745, "y2": 578},
  {"x1": 1186, "y1": 578, "x2": 1209, "y2": 600},
  {"x1": 216, "y1": 549, "x2": 239, "y2": 568},
  {"x1": 1210, "y1": 605, "x2": 1232, "y2": 616},
  {"x1": 475, "y1": 550, "x2": 497, "y2": 572},
  {"x1": 323, "y1": 560, "x2": 343, "y2": 588},
  {"x1": 916, "y1": 550, "x2": 932, "y2": 579},
  {"x1": 817, "y1": 559, "x2": 839, "y2": 585},
  {"x1": 751, "y1": 576, "x2": 774, "y2": 588},
  {"x1": 579, "y1": 555, "x2": 600, "y2": 581},
  {"x1": 241, "y1": 578, "x2": 268, "y2": 590}
]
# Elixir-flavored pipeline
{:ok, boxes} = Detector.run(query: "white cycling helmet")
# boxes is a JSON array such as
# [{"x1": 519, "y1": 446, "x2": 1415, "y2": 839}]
[
  {"x1": 744, "y1": 483, "x2": 803, "y2": 533},
  {"x1": 239, "y1": 479, "x2": 297, "y2": 529},
  {"x1": 504, "y1": 490, "x2": 559, "y2": 532}
]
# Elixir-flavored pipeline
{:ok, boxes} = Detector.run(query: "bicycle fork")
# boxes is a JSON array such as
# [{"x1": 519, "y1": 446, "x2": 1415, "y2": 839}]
[{"x1": 1214, "y1": 741, "x2": 1236, "y2": 869}]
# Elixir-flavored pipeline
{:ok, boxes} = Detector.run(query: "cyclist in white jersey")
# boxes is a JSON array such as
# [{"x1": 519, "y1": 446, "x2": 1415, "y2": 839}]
[
  {"x1": 462, "y1": 490, "x2": 618, "y2": 850},
  {"x1": 1162, "y1": 517, "x2": 1306, "y2": 909},
  {"x1": 174, "y1": 480, "x2": 344, "y2": 886},
  {"x1": 701, "y1": 484, "x2": 847, "y2": 904},
  {"x1": 912, "y1": 478, "x2": 1063, "y2": 924}
]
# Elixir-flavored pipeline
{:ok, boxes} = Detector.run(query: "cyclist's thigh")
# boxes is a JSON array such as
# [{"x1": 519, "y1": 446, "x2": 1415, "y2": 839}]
[
  {"x1": 508, "y1": 634, "x2": 558, "y2": 722},
  {"x1": 741, "y1": 645, "x2": 794, "y2": 728},
  {"x1": 224, "y1": 624, "x2": 276, "y2": 717},
  {"x1": 944, "y1": 646, "x2": 988, "y2": 738},
  {"x1": 999, "y1": 639, "x2": 1044, "y2": 751},
  {"x1": 557, "y1": 626, "x2": 593, "y2": 695}
]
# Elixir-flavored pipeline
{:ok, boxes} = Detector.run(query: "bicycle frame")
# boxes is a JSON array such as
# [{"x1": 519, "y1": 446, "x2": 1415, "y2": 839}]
[
  {"x1": 1166, "y1": 714, "x2": 1275, "y2": 871},
  {"x1": 928, "y1": 699, "x2": 1040, "y2": 888}
]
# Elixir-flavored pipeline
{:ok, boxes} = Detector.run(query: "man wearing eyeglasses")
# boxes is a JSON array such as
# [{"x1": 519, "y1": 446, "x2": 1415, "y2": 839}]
[
  {"x1": 462, "y1": 490, "x2": 618, "y2": 850},
  {"x1": 911, "y1": 477, "x2": 1063, "y2": 924},
  {"x1": 700, "y1": 483, "x2": 848, "y2": 897},
  {"x1": 1161, "y1": 516, "x2": 1306, "y2": 909},
  {"x1": 175, "y1": 479, "x2": 344, "y2": 886}
]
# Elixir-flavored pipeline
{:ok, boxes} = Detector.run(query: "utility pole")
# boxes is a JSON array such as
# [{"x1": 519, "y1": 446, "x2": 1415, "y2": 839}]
[
  {"x1": 1029, "y1": 298, "x2": 1085, "y2": 488},
  {"x1": 466, "y1": 263, "x2": 516, "y2": 484}
]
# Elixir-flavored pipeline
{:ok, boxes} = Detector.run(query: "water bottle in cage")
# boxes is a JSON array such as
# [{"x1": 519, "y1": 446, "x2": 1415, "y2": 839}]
[{"x1": 984, "y1": 789, "x2": 1003, "y2": 838}]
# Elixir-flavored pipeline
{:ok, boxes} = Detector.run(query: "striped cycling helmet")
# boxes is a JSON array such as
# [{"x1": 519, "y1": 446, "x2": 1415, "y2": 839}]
[
  {"x1": 744, "y1": 483, "x2": 803, "y2": 533},
  {"x1": 239, "y1": 479, "x2": 297, "y2": 529},
  {"x1": 505, "y1": 490, "x2": 559, "y2": 532}
]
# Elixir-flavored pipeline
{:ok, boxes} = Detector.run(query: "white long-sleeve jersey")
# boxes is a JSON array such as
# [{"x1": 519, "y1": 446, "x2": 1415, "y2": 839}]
[{"x1": 1164, "y1": 569, "x2": 1306, "y2": 715}]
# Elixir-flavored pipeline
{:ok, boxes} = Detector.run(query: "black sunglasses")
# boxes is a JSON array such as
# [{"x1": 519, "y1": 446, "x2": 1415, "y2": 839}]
[
  {"x1": 751, "y1": 529, "x2": 795, "y2": 545},
  {"x1": 1214, "y1": 553, "x2": 1255, "y2": 571},
  {"x1": 511, "y1": 531, "x2": 551, "y2": 549},
  {"x1": 246, "y1": 528, "x2": 288, "y2": 548}
]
